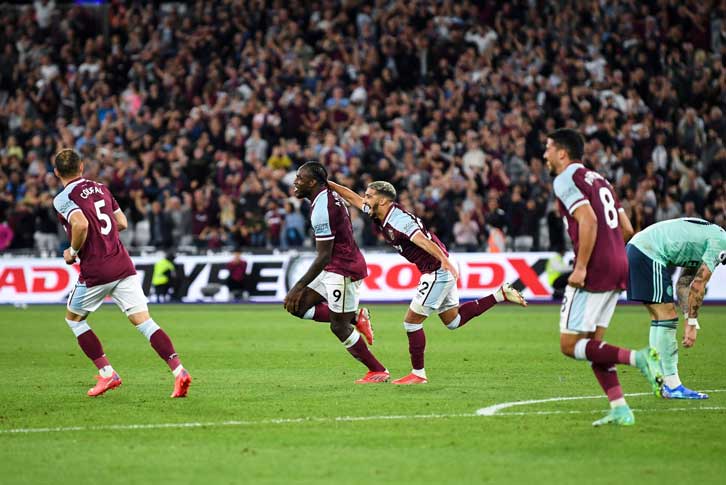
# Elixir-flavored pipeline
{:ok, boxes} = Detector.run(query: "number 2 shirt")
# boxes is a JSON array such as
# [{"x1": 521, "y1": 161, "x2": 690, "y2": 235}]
[
  {"x1": 365, "y1": 202, "x2": 448, "y2": 274},
  {"x1": 54, "y1": 177, "x2": 136, "y2": 287},
  {"x1": 553, "y1": 163, "x2": 628, "y2": 291}
]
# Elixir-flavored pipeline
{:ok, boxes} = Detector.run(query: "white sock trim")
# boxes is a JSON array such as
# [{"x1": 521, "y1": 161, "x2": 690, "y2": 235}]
[
  {"x1": 610, "y1": 397, "x2": 627, "y2": 409},
  {"x1": 99, "y1": 365, "x2": 115, "y2": 378},
  {"x1": 343, "y1": 329, "x2": 361, "y2": 348},
  {"x1": 629, "y1": 351, "x2": 637, "y2": 366},
  {"x1": 136, "y1": 319, "x2": 161, "y2": 341},
  {"x1": 446, "y1": 315, "x2": 461, "y2": 330},
  {"x1": 66, "y1": 319, "x2": 91, "y2": 337},
  {"x1": 412, "y1": 368, "x2": 427, "y2": 379},
  {"x1": 302, "y1": 307, "x2": 315, "y2": 320},
  {"x1": 172, "y1": 365, "x2": 184, "y2": 377},
  {"x1": 573, "y1": 338, "x2": 590, "y2": 360},
  {"x1": 494, "y1": 287, "x2": 505, "y2": 303},
  {"x1": 664, "y1": 374, "x2": 682, "y2": 388},
  {"x1": 404, "y1": 321, "x2": 423, "y2": 332}
]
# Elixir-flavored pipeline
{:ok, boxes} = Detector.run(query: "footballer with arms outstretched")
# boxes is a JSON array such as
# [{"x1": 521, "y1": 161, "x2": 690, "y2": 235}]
[
  {"x1": 284, "y1": 162, "x2": 389, "y2": 384},
  {"x1": 53, "y1": 149, "x2": 191, "y2": 398},
  {"x1": 627, "y1": 217, "x2": 726, "y2": 399},
  {"x1": 328, "y1": 179, "x2": 527, "y2": 385},
  {"x1": 545, "y1": 128, "x2": 662, "y2": 426}
]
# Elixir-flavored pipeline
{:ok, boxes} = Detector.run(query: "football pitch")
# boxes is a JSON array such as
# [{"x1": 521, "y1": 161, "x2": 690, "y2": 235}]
[{"x1": 1, "y1": 304, "x2": 724, "y2": 484}]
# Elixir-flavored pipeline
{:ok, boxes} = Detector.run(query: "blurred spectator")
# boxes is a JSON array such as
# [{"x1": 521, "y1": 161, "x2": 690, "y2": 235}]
[
  {"x1": 453, "y1": 210, "x2": 480, "y2": 251},
  {"x1": 167, "y1": 196, "x2": 193, "y2": 247},
  {"x1": 282, "y1": 202, "x2": 305, "y2": 248},
  {"x1": 226, "y1": 252, "x2": 247, "y2": 301},
  {"x1": 264, "y1": 201, "x2": 285, "y2": 248},
  {"x1": 0, "y1": 0, "x2": 724, "y2": 254},
  {"x1": 0, "y1": 218, "x2": 13, "y2": 251},
  {"x1": 148, "y1": 200, "x2": 173, "y2": 249},
  {"x1": 33, "y1": 192, "x2": 59, "y2": 252},
  {"x1": 151, "y1": 252, "x2": 178, "y2": 303},
  {"x1": 656, "y1": 194, "x2": 683, "y2": 222},
  {"x1": 267, "y1": 145, "x2": 293, "y2": 171}
]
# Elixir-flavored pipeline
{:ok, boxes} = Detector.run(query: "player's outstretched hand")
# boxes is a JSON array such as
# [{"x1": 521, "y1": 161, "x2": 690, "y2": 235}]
[
  {"x1": 567, "y1": 267, "x2": 587, "y2": 288},
  {"x1": 683, "y1": 324, "x2": 698, "y2": 348},
  {"x1": 63, "y1": 248, "x2": 77, "y2": 265}
]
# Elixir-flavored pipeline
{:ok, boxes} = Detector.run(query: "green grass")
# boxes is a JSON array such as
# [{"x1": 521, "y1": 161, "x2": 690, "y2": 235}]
[{"x1": 0, "y1": 304, "x2": 724, "y2": 484}]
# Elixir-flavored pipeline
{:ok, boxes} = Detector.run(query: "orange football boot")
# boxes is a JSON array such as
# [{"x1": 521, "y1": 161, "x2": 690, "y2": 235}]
[
  {"x1": 354, "y1": 370, "x2": 390, "y2": 384},
  {"x1": 355, "y1": 307, "x2": 374, "y2": 345},
  {"x1": 171, "y1": 369, "x2": 192, "y2": 398},
  {"x1": 392, "y1": 373, "x2": 428, "y2": 385},
  {"x1": 87, "y1": 372, "x2": 122, "y2": 397}
]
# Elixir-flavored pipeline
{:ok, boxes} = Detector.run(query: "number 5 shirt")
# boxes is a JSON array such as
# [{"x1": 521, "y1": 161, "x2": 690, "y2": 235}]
[{"x1": 54, "y1": 177, "x2": 136, "y2": 287}]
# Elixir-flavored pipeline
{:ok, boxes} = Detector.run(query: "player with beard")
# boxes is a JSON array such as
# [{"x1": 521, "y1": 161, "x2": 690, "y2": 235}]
[
  {"x1": 328, "y1": 179, "x2": 527, "y2": 385},
  {"x1": 544, "y1": 128, "x2": 662, "y2": 426}
]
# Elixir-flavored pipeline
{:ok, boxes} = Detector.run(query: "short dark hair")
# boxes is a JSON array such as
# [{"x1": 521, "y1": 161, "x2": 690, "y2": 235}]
[
  {"x1": 300, "y1": 161, "x2": 328, "y2": 185},
  {"x1": 547, "y1": 128, "x2": 585, "y2": 161},
  {"x1": 54, "y1": 149, "x2": 82, "y2": 177}
]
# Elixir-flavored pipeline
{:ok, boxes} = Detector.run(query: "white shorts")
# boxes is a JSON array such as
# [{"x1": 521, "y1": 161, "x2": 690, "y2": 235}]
[
  {"x1": 410, "y1": 268, "x2": 459, "y2": 317},
  {"x1": 559, "y1": 285, "x2": 619, "y2": 334},
  {"x1": 308, "y1": 270, "x2": 360, "y2": 313},
  {"x1": 67, "y1": 274, "x2": 149, "y2": 317}
]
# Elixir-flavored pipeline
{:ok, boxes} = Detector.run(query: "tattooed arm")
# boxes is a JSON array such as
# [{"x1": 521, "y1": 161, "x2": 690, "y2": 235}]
[
  {"x1": 683, "y1": 263, "x2": 713, "y2": 348},
  {"x1": 676, "y1": 267, "x2": 698, "y2": 316}
]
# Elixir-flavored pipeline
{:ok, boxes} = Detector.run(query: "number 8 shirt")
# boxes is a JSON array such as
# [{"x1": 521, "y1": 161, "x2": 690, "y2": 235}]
[
  {"x1": 54, "y1": 177, "x2": 137, "y2": 287},
  {"x1": 553, "y1": 163, "x2": 628, "y2": 292}
]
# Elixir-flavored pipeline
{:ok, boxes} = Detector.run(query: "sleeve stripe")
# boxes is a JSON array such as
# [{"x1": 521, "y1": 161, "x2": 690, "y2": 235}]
[
  {"x1": 409, "y1": 228, "x2": 423, "y2": 240},
  {"x1": 66, "y1": 208, "x2": 82, "y2": 220},
  {"x1": 617, "y1": 208, "x2": 625, "y2": 213},
  {"x1": 568, "y1": 199, "x2": 589, "y2": 214},
  {"x1": 113, "y1": 208, "x2": 123, "y2": 213},
  {"x1": 315, "y1": 235, "x2": 335, "y2": 241}
]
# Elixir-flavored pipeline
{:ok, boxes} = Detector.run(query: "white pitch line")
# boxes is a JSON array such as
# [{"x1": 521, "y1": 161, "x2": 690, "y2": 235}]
[
  {"x1": 1, "y1": 390, "x2": 724, "y2": 435},
  {"x1": 496, "y1": 406, "x2": 726, "y2": 417},
  {"x1": 0, "y1": 413, "x2": 478, "y2": 435},
  {"x1": 476, "y1": 389, "x2": 726, "y2": 416}
]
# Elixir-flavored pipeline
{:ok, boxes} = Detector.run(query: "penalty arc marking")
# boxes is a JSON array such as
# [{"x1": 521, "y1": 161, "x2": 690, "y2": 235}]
[{"x1": 476, "y1": 389, "x2": 726, "y2": 416}]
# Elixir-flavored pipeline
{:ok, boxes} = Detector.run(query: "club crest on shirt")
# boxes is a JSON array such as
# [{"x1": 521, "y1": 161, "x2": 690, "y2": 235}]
[{"x1": 388, "y1": 229, "x2": 395, "y2": 239}]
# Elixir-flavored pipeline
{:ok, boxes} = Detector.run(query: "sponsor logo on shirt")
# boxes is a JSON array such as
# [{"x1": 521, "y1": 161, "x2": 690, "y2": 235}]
[
  {"x1": 58, "y1": 200, "x2": 75, "y2": 213},
  {"x1": 402, "y1": 221, "x2": 417, "y2": 234},
  {"x1": 314, "y1": 222, "x2": 330, "y2": 235}
]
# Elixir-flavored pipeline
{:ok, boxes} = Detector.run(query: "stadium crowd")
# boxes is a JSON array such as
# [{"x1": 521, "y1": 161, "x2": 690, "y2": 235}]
[{"x1": 1, "y1": 0, "x2": 725, "y2": 254}]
